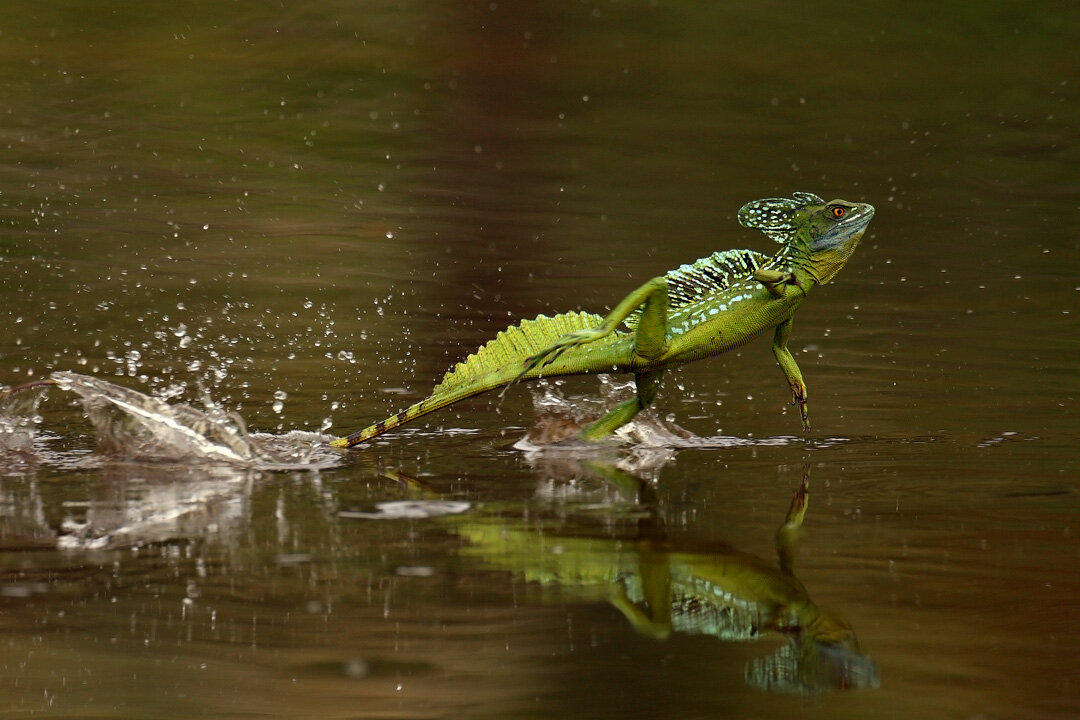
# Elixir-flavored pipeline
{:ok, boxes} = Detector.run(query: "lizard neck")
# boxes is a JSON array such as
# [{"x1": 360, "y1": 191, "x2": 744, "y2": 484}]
[
  {"x1": 783, "y1": 224, "x2": 868, "y2": 286},
  {"x1": 770, "y1": 244, "x2": 823, "y2": 292}
]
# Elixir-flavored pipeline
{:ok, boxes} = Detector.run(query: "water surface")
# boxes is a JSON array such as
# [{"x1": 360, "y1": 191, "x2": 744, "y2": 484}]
[{"x1": 1, "y1": 2, "x2": 1077, "y2": 718}]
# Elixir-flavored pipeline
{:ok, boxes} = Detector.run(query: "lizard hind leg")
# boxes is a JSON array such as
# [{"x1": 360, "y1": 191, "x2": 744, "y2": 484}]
[
  {"x1": 579, "y1": 370, "x2": 664, "y2": 442},
  {"x1": 510, "y1": 276, "x2": 670, "y2": 389},
  {"x1": 575, "y1": 277, "x2": 669, "y2": 443}
]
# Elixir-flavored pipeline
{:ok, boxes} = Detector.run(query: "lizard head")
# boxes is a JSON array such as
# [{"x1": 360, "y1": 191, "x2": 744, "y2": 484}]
[{"x1": 738, "y1": 192, "x2": 875, "y2": 285}]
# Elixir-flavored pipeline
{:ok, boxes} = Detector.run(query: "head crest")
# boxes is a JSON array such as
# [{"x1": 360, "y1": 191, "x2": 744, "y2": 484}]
[{"x1": 737, "y1": 192, "x2": 824, "y2": 243}]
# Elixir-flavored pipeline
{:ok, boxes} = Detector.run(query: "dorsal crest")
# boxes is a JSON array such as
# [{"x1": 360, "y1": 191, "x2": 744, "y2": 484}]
[
  {"x1": 737, "y1": 192, "x2": 824, "y2": 244},
  {"x1": 624, "y1": 249, "x2": 768, "y2": 330}
]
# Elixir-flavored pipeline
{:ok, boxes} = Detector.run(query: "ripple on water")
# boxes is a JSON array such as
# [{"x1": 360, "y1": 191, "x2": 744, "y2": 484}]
[{"x1": 339, "y1": 500, "x2": 472, "y2": 520}]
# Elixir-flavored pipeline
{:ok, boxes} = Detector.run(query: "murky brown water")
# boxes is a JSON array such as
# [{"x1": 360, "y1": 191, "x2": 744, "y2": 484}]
[{"x1": 2, "y1": 2, "x2": 1078, "y2": 718}]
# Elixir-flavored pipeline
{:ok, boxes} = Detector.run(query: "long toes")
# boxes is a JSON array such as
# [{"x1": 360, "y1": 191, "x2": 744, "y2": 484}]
[{"x1": 541, "y1": 346, "x2": 569, "y2": 370}]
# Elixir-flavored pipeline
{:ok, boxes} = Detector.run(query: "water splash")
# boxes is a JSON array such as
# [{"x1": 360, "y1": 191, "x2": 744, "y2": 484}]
[
  {"x1": 31, "y1": 372, "x2": 339, "y2": 469},
  {"x1": 252, "y1": 430, "x2": 341, "y2": 469},
  {"x1": 516, "y1": 376, "x2": 810, "y2": 451},
  {"x1": 0, "y1": 380, "x2": 48, "y2": 454},
  {"x1": 54, "y1": 371, "x2": 271, "y2": 464}
]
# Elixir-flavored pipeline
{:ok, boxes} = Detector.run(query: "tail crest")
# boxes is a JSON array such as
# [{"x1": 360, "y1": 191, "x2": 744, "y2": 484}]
[
  {"x1": 331, "y1": 311, "x2": 605, "y2": 448},
  {"x1": 433, "y1": 311, "x2": 604, "y2": 395}
]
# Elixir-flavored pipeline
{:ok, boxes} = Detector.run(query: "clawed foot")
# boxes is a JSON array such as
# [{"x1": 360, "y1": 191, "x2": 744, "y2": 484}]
[{"x1": 792, "y1": 391, "x2": 810, "y2": 432}]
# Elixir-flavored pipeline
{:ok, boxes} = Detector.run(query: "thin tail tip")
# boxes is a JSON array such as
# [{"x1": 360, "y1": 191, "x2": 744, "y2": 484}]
[{"x1": 329, "y1": 436, "x2": 353, "y2": 449}]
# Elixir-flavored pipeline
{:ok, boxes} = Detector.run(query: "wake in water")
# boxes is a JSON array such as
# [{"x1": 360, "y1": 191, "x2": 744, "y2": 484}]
[
  {"x1": 516, "y1": 379, "x2": 940, "y2": 453},
  {"x1": 0, "y1": 371, "x2": 912, "y2": 468},
  {"x1": 0, "y1": 371, "x2": 338, "y2": 470},
  {"x1": 515, "y1": 375, "x2": 831, "y2": 452}
]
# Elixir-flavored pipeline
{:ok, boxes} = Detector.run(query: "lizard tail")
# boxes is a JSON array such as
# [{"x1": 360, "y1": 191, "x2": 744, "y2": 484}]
[
  {"x1": 328, "y1": 396, "x2": 449, "y2": 448},
  {"x1": 331, "y1": 311, "x2": 605, "y2": 448}
]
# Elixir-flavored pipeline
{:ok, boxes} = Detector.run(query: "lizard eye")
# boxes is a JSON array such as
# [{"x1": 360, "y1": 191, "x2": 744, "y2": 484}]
[{"x1": 831, "y1": 206, "x2": 846, "y2": 219}]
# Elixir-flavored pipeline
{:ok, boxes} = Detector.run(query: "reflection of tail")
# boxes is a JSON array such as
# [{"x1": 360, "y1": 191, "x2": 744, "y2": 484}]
[{"x1": 332, "y1": 311, "x2": 604, "y2": 448}]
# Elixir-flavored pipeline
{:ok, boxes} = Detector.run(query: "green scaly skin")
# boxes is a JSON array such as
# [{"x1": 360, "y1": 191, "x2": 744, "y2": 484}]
[{"x1": 332, "y1": 192, "x2": 874, "y2": 448}]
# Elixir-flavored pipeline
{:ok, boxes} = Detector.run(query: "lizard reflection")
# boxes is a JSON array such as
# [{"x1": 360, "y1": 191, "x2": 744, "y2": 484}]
[{"x1": 442, "y1": 465, "x2": 879, "y2": 695}]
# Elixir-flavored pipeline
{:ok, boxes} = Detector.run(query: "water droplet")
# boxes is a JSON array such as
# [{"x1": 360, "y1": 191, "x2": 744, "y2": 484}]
[
  {"x1": 343, "y1": 658, "x2": 369, "y2": 678},
  {"x1": 272, "y1": 390, "x2": 287, "y2": 413}
]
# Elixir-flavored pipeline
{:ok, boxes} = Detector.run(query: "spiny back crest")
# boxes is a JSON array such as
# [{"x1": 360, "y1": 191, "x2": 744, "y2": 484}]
[
  {"x1": 624, "y1": 249, "x2": 768, "y2": 330},
  {"x1": 737, "y1": 192, "x2": 824, "y2": 244},
  {"x1": 432, "y1": 311, "x2": 605, "y2": 395}
]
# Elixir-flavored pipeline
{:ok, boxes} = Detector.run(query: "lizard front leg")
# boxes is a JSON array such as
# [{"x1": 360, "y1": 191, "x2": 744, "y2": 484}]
[
  {"x1": 772, "y1": 316, "x2": 810, "y2": 431},
  {"x1": 753, "y1": 268, "x2": 805, "y2": 299}
]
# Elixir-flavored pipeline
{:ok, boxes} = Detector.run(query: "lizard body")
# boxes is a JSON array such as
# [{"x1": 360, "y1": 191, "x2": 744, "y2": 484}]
[{"x1": 333, "y1": 192, "x2": 874, "y2": 447}]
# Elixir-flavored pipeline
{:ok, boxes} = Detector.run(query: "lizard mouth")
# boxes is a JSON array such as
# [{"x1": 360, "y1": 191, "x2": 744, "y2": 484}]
[{"x1": 839, "y1": 203, "x2": 875, "y2": 231}]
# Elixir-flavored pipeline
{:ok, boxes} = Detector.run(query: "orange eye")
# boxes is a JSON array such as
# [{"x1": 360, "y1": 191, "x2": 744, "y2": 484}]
[{"x1": 831, "y1": 206, "x2": 846, "y2": 218}]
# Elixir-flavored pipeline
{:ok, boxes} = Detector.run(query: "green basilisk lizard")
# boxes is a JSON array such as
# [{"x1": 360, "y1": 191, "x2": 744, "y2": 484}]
[{"x1": 333, "y1": 192, "x2": 874, "y2": 447}]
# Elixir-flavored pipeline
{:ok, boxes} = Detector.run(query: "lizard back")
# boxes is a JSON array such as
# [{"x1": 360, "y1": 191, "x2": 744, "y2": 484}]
[{"x1": 623, "y1": 249, "x2": 769, "y2": 330}]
